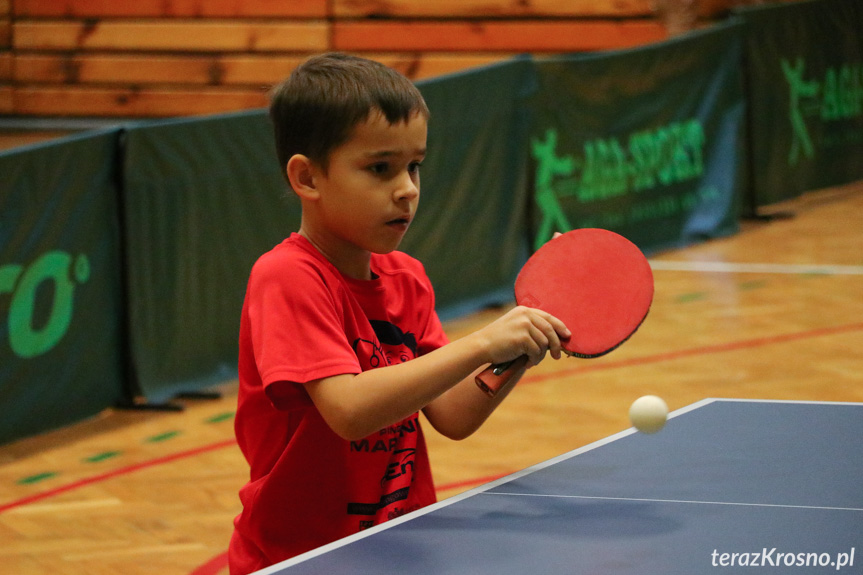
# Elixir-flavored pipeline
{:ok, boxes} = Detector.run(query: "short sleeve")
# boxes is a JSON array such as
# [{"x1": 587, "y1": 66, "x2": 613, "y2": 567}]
[{"x1": 247, "y1": 252, "x2": 362, "y2": 391}]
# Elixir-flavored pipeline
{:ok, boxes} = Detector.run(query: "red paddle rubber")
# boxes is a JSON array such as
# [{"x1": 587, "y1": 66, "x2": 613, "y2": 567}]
[{"x1": 473, "y1": 228, "x2": 653, "y2": 398}]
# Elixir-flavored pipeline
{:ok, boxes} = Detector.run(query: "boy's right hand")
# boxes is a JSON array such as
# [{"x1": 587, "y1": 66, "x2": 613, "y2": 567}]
[{"x1": 477, "y1": 306, "x2": 571, "y2": 368}]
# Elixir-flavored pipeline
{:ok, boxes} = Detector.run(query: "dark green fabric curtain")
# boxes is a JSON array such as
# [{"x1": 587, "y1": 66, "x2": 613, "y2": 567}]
[
  {"x1": 0, "y1": 130, "x2": 125, "y2": 443},
  {"x1": 412, "y1": 58, "x2": 537, "y2": 316},
  {"x1": 739, "y1": 0, "x2": 863, "y2": 206},
  {"x1": 122, "y1": 111, "x2": 293, "y2": 401},
  {"x1": 528, "y1": 23, "x2": 746, "y2": 253}
]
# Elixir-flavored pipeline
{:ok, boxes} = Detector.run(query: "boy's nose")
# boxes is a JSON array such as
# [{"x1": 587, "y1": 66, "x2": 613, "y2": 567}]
[{"x1": 394, "y1": 173, "x2": 419, "y2": 201}]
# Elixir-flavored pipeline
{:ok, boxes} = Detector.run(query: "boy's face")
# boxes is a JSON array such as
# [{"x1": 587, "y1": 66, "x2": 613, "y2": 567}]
[{"x1": 310, "y1": 109, "x2": 427, "y2": 258}]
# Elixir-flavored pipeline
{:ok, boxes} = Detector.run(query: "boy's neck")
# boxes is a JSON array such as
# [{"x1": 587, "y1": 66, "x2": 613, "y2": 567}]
[{"x1": 299, "y1": 228, "x2": 373, "y2": 281}]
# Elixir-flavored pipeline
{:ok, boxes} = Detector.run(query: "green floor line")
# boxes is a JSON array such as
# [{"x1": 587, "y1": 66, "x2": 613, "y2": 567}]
[
  {"x1": 145, "y1": 430, "x2": 181, "y2": 443},
  {"x1": 205, "y1": 412, "x2": 235, "y2": 424},
  {"x1": 17, "y1": 471, "x2": 58, "y2": 485},
  {"x1": 84, "y1": 451, "x2": 122, "y2": 463}
]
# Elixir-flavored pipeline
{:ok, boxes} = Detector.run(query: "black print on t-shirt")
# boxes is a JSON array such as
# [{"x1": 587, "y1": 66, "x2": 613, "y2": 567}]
[
  {"x1": 346, "y1": 487, "x2": 410, "y2": 516},
  {"x1": 381, "y1": 448, "x2": 416, "y2": 485},
  {"x1": 347, "y1": 320, "x2": 422, "y2": 522},
  {"x1": 349, "y1": 415, "x2": 419, "y2": 454},
  {"x1": 352, "y1": 319, "x2": 418, "y2": 368}
]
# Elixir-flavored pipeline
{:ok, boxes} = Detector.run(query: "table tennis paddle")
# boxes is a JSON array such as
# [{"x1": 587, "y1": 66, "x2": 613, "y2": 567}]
[{"x1": 475, "y1": 228, "x2": 654, "y2": 397}]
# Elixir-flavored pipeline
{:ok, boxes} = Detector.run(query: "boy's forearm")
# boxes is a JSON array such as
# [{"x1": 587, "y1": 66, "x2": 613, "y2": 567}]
[
  {"x1": 306, "y1": 305, "x2": 569, "y2": 441},
  {"x1": 306, "y1": 331, "x2": 493, "y2": 440},
  {"x1": 421, "y1": 362, "x2": 528, "y2": 440}
]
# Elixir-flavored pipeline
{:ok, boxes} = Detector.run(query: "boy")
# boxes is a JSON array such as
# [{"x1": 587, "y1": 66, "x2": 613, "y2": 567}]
[{"x1": 229, "y1": 53, "x2": 570, "y2": 574}]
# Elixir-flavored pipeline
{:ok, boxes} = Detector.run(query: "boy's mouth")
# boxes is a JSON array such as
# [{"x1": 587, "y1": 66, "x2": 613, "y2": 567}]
[{"x1": 387, "y1": 216, "x2": 411, "y2": 229}]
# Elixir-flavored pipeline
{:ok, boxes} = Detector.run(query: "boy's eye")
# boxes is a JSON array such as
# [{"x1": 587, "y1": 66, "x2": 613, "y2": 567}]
[
  {"x1": 368, "y1": 162, "x2": 389, "y2": 175},
  {"x1": 367, "y1": 160, "x2": 423, "y2": 177}
]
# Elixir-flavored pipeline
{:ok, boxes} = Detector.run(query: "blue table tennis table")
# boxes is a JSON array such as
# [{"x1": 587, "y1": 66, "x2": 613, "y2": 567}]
[{"x1": 257, "y1": 399, "x2": 862, "y2": 574}]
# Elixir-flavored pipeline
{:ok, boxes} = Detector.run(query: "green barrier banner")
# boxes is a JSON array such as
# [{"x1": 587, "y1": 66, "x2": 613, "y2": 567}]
[
  {"x1": 410, "y1": 58, "x2": 538, "y2": 316},
  {"x1": 122, "y1": 111, "x2": 294, "y2": 401},
  {"x1": 0, "y1": 131, "x2": 125, "y2": 444},
  {"x1": 528, "y1": 23, "x2": 745, "y2": 252},
  {"x1": 122, "y1": 58, "x2": 538, "y2": 399},
  {"x1": 739, "y1": 0, "x2": 863, "y2": 206}
]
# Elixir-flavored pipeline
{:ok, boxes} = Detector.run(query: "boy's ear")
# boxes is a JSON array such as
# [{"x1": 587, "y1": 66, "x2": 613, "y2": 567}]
[{"x1": 286, "y1": 154, "x2": 319, "y2": 200}]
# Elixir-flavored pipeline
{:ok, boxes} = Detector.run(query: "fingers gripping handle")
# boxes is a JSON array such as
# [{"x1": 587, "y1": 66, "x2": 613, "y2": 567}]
[{"x1": 475, "y1": 356, "x2": 530, "y2": 397}]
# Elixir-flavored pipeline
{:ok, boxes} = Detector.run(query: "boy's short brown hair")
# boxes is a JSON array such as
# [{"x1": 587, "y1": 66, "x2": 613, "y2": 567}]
[{"x1": 270, "y1": 53, "x2": 430, "y2": 174}]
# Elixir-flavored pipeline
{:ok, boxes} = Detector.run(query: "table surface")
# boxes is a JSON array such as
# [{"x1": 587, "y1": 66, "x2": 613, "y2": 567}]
[{"x1": 257, "y1": 399, "x2": 863, "y2": 574}]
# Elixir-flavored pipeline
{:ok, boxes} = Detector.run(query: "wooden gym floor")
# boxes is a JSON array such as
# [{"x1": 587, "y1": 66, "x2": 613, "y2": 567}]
[{"x1": 1, "y1": 136, "x2": 861, "y2": 573}]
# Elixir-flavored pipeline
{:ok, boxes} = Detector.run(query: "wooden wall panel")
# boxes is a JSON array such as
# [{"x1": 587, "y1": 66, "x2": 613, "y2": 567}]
[
  {"x1": 13, "y1": 86, "x2": 269, "y2": 117},
  {"x1": 0, "y1": 86, "x2": 11, "y2": 113},
  {"x1": 13, "y1": 21, "x2": 329, "y2": 52},
  {"x1": 334, "y1": 21, "x2": 666, "y2": 52},
  {"x1": 1, "y1": 0, "x2": 8, "y2": 116},
  {"x1": 0, "y1": 52, "x2": 10, "y2": 81},
  {"x1": 0, "y1": 18, "x2": 10, "y2": 48},
  {"x1": 14, "y1": 54, "x2": 300, "y2": 86},
  {"x1": 13, "y1": 0, "x2": 328, "y2": 18},
  {"x1": 373, "y1": 53, "x2": 511, "y2": 80},
  {"x1": 12, "y1": 53, "x2": 509, "y2": 88},
  {"x1": 333, "y1": 0, "x2": 654, "y2": 18},
  {"x1": 2, "y1": 0, "x2": 754, "y2": 119}
]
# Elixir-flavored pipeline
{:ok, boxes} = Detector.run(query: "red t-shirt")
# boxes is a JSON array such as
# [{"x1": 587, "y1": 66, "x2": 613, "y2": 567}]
[{"x1": 229, "y1": 234, "x2": 449, "y2": 574}]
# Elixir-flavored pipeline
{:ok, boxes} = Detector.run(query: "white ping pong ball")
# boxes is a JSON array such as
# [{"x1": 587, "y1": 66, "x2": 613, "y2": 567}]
[{"x1": 629, "y1": 395, "x2": 668, "y2": 434}]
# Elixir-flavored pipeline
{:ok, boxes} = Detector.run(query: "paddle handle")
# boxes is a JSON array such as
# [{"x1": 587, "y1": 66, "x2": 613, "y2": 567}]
[{"x1": 475, "y1": 356, "x2": 530, "y2": 397}]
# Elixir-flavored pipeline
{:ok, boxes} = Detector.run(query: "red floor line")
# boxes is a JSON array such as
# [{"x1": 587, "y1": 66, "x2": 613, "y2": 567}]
[
  {"x1": 0, "y1": 438, "x2": 238, "y2": 515},
  {"x1": 5, "y1": 323, "x2": 861, "y2": 517},
  {"x1": 522, "y1": 322, "x2": 863, "y2": 385}
]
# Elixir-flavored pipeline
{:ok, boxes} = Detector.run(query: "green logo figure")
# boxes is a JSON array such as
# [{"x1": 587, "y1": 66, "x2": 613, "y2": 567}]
[
  {"x1": 780, "y1": 57, "x2": 863, "y2": 165},
  {"x1": 781, "y1": 58, "x2": 819, "y2": 166},
  {"x1": 530, "y1": 121, "x2": 706, "y2": 249},
  {"x1": 531, "y1": 129, "x2": 574, "y2": 250},
  {"x1": 1, "y1": 251, "x2": 89, "y2": 358}
]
